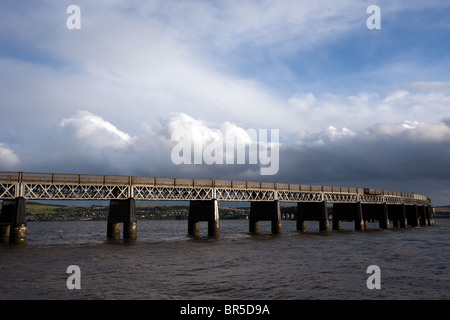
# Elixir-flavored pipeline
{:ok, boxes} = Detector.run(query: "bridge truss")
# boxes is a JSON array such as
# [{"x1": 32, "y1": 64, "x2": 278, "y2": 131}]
[{"x1": 0, "y1": 171, "x2": 430, "y2": 206}]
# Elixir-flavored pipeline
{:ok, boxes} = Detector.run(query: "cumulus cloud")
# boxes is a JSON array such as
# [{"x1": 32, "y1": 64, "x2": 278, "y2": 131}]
[
  {"x1": 287, "y1": 88, "x2": 450, "y2": 134},
  {"x1": 60, "y1": 111, "x2": 134, "y2": 149},
  {"x1": 369, "y1": 120, "x2": 450, "y2": 142},
  {"x1": 165, "y1": 112, "x2": 255, "y2": 148},
  {"x1": 0, "y1": 143, "x2": 20, "y2": 170},
  {"x1": 165, "y1": 113, "x2": 221, "y2": 145}
]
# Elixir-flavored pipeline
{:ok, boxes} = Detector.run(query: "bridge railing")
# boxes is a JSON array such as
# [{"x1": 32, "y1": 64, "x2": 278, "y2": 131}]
[{"x1": 0, "y1": 172, "x2": 20, "y2": 183}]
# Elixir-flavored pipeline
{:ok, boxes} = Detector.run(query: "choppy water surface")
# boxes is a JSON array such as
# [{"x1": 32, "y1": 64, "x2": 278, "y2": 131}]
[{"x1": 1, "y1": 219, "x2": 449, "y2": 300}]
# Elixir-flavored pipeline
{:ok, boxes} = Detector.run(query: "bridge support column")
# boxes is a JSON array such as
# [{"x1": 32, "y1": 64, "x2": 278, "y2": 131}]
[
  {"x1": 355, "y1": 202, "x2": 364, "y2": 230},
  {"x1": 333, "y1": 202, "x2": 364, "y2": 231},
  {"x1": 107, "y1": 221, "x2": 120, "y2": 239},
  {"x1": 388, "y1": 204, "x2": 407, "y2": 228},
  {"x1": 0, "y1": 197, "x2": 27, "y2": 244},
  {"x1": 108, "y1": 198, "x2": 137, "y2": 240},
  {"x1": 188, "y1": 200, "x2": 220, "y2": 237},
  {"x1": 297, "y1": 201, "x2": 329, "y2": 232},
  {"x1": 418, "y1": 206, "x2": 428, "y2": 227},
  {"x1": 380, "y1": 203, "x2": 389, "y2": 229},
  {"x1": 249, "y1": 201, "x2": 282, "y2": 234},
  {"x1": 405, "y1": 205, "x2": 420, "y2": 227}
]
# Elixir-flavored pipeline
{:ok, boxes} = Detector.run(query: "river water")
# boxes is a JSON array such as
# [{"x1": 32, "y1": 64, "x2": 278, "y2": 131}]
[{"x1": 0, "y1": 219, "x2": 449, "y2": 300}]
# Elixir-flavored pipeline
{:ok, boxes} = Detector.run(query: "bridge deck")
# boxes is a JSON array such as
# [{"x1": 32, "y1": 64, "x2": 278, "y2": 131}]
[{"x1": 0, "y1": 171, "x2": 430, "y2": 205}]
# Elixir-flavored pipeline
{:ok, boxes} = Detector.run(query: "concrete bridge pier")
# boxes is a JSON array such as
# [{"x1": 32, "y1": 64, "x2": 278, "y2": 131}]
[
  {"x1": 107, "y1": 198, "x2": 137, "y2": 240},
  {"x1": 296, "y1": 201, "x2": 329, "y2": 232},
  {"x1": 333, "y1": 202, "x2": 364, "y2": 231},
  {"x1": 379, "y1": 203, "x2": 389, "y2": 229},
  {"x1": 418, "y1": 205, "x2": 429, "y2": 227},
  {"x1": 249, "y1": 201, "x2": 282, "y2": 234},
  {"x1": 188, "y1": 200, "x2": 220, "y2": 237},
  {"x1": 405, "y1": 204, "x2": 420, "y2": 227},
  {"x1": 0, "y1": 197, "x2": 27, "y2": 244}
]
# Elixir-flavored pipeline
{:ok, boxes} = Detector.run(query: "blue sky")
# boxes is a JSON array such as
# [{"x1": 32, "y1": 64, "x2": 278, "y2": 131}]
[{"x1": 1, "y1": 1, "x2": 450, "y2": 204}]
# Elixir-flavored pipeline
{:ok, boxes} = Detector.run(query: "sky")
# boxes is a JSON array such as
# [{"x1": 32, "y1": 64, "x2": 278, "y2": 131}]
[{"x1": 1, "y1": 0, "x2": 450, "y2": 205}]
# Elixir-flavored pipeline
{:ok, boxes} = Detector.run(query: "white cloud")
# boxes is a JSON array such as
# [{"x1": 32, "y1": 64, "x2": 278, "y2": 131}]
[
  {"x1": 0, "y1": 143, "x2": 20, "y2": 169},
  {"x1": 60, "y1": 111, "x2": 134, "y2": 149},
  {"x1": 165, "y1": 112, "x2": 260, "y2": 166},
  {"x1": 165, "y1": 113, "x2": 221, "y2": 144},
  {"x1": 323, "y1": 126, "x2": 356, "y2": 141},
  {"x1": 286, "y1": 87, "x2": 450, "y2": 135},
  {"x1": 165, "y1": 112, "x2": 257, "y2": 145},
  {"x1": 370, "y1": 120, "x2": 450, "y2": 143}
]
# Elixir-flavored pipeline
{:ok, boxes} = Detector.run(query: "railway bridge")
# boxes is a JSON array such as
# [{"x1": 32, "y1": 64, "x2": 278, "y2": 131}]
[{"x1": 0, "y1": 172, "x2": 434, "y2": 243}]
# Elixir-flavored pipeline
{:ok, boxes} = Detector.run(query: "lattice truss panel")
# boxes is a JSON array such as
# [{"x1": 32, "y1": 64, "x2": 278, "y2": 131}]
[
  {"x1": 22, "y1": 183, "x2": 129, "y2": 200},
  {"x1": 277, "y1": 191, "x2": 323, "y2": 202},
  {"x1": 360, "y1": 195, "x2": 385, "y2": 204},
  {"x1": 384, "y1": 196, "x2": 404, "y2": 205},
  {"x1": 323, "y1": 193, "x2": 359, "y2": 203},
  {"x1": 133, "y1": 186, "x2": 213, "y2": 201},
  {"x1": 0, "y1": 183, "x2": 17, "y2": 199},
  {"x1": 216, "y1": 188, "x2": 275, "y2": 201}
]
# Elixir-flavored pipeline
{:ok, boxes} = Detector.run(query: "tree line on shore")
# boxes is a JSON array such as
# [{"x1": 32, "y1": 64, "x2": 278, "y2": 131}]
[{"x1": 23, "y1": 202, "x2": 252, "y2": 221}]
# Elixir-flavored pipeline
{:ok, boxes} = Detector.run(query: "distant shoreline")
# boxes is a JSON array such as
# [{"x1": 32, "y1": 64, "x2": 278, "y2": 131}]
[
  {"x1": 19, "y1": 201, "x2": 253, "y2": 222},
  {"x1": 434, "y1": 207, "x2": 450, "y2": 219}
]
